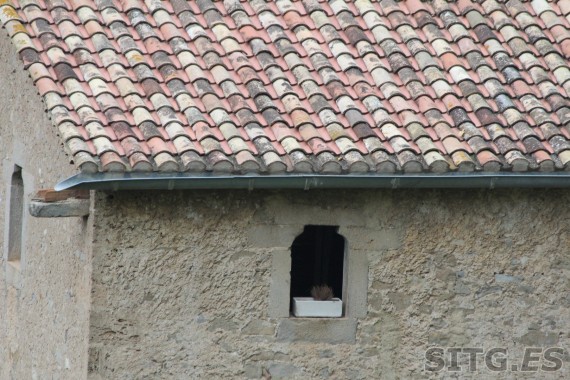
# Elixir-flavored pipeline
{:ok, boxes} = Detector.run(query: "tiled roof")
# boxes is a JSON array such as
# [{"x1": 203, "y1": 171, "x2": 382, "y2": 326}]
[{"x1": 1, "y1": 0, "x2": 570, "y2": 174}]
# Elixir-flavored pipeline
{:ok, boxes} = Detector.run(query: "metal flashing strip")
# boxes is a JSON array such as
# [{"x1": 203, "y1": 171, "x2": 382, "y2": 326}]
[{"x1": 56, "y1": 172, "x2": 570, "y2": 191}]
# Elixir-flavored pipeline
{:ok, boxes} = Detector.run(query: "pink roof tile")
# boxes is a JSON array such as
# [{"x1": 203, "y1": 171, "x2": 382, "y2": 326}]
[{"x1": 2, "y1": 0, "x2": 570, "y2": 174}]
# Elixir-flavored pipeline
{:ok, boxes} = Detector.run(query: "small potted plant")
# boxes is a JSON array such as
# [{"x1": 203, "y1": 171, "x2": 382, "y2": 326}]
[{"x1": 292, "y1": 285, "x2": 342, "y2": 317}]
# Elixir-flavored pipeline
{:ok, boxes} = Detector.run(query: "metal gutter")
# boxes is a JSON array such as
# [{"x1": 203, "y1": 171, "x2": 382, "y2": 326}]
[{"x1": 55, "y1": 172, "x2": 570, "y2": 191}]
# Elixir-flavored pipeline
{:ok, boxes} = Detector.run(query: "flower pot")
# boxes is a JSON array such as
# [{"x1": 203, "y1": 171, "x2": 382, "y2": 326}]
[{"x1": 292, "y1": 297, "x2": 343, "y2": 317}]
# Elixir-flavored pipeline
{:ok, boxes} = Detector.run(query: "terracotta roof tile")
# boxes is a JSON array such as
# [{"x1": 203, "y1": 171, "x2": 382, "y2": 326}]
[{"x1": 2, "y1": 0, "x2": 570, "y2": 173}]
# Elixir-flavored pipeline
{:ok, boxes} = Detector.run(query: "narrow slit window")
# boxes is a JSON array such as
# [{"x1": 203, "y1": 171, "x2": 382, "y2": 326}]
[
  {"x1": 8, "y1": 165, "x2": 24, "y2": 264},
  {"x1": 290, "y1": 225, "x2": 345, "y2": 317}
]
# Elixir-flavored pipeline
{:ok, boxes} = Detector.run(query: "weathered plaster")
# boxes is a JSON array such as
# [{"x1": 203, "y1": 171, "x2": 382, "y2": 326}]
[
  {"x1": 90, "y1": 189, "x2": 570, "y2": 379},
  {"x1": 0, "y1": 32, "x2": 92, "y2": 379}
]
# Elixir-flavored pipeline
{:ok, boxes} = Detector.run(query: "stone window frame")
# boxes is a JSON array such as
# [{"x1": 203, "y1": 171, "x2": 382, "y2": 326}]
[
  {"x1": 3, "y1": 150, "x2": 33, "y2": 288},
  {"x1": 261, "y1": 225, "x2": 368, "y2": 343}
]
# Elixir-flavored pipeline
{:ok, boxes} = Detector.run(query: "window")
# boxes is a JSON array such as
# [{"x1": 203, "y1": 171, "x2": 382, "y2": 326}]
[
  {"x1": 290, "y1": 225, "x2": 345, "y2": 317},
  {"x1": 262, "y1": 221, "x2": 367, "y2": 342},
  {"x1": 7, "y1": 165, "x2": 24, "y2": 266}
]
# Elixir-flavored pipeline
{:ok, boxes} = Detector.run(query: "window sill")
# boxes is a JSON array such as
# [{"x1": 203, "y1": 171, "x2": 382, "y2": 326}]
[
  {"x1": 5, "y1": 260, "x2": 23, "y2": 289},
  {"x1": 276, "y1": 317, "x2": 357, "y2": 344}
]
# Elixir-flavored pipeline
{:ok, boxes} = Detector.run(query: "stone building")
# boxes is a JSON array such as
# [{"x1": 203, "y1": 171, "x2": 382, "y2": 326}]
[{"x1": 1, "y1": 0, "x2": 570, "y2": 379}]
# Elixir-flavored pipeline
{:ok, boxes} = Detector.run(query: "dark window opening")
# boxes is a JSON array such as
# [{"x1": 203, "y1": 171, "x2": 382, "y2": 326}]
[
  {"x1": 8, "y1": 165, "x2": 24, "y2": 264},
  {"x1": 290, "y1": 225, "x2": 345, "y2": 306}
]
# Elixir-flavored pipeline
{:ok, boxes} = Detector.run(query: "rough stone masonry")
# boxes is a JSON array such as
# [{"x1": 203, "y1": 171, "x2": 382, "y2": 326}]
[{"x1": 88, "y1": 188, "x2": 570, "y2": 379}]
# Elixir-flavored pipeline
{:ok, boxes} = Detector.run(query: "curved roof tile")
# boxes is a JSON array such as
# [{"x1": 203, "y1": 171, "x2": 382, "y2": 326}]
[{"x1": 1, "y1": 0, "x2": 570, "y2": 173}]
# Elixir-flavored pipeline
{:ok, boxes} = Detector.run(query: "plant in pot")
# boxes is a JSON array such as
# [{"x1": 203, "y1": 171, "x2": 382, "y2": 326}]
[{"x1": 293, "y1": 284, "x2": 342, "y2": 317}]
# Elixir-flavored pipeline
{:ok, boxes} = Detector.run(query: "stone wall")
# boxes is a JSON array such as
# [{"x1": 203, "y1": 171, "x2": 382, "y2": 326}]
[
  {"x1": 0, "y1": 32, "x2": 92, "y2": 378},
  {"x1": 90, "y1": 189, "x2": 570, "y2": 379}
]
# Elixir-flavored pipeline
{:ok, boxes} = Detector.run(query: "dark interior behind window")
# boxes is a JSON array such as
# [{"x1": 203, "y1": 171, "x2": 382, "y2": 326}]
[{"x1": 290, "y1": 225, "x2": 345, "y2": 303}]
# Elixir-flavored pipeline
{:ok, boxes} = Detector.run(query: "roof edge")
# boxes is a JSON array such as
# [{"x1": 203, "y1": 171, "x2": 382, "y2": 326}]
[{"x1": 55, "y1": 172, "x2": 570, "y2": 191}]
